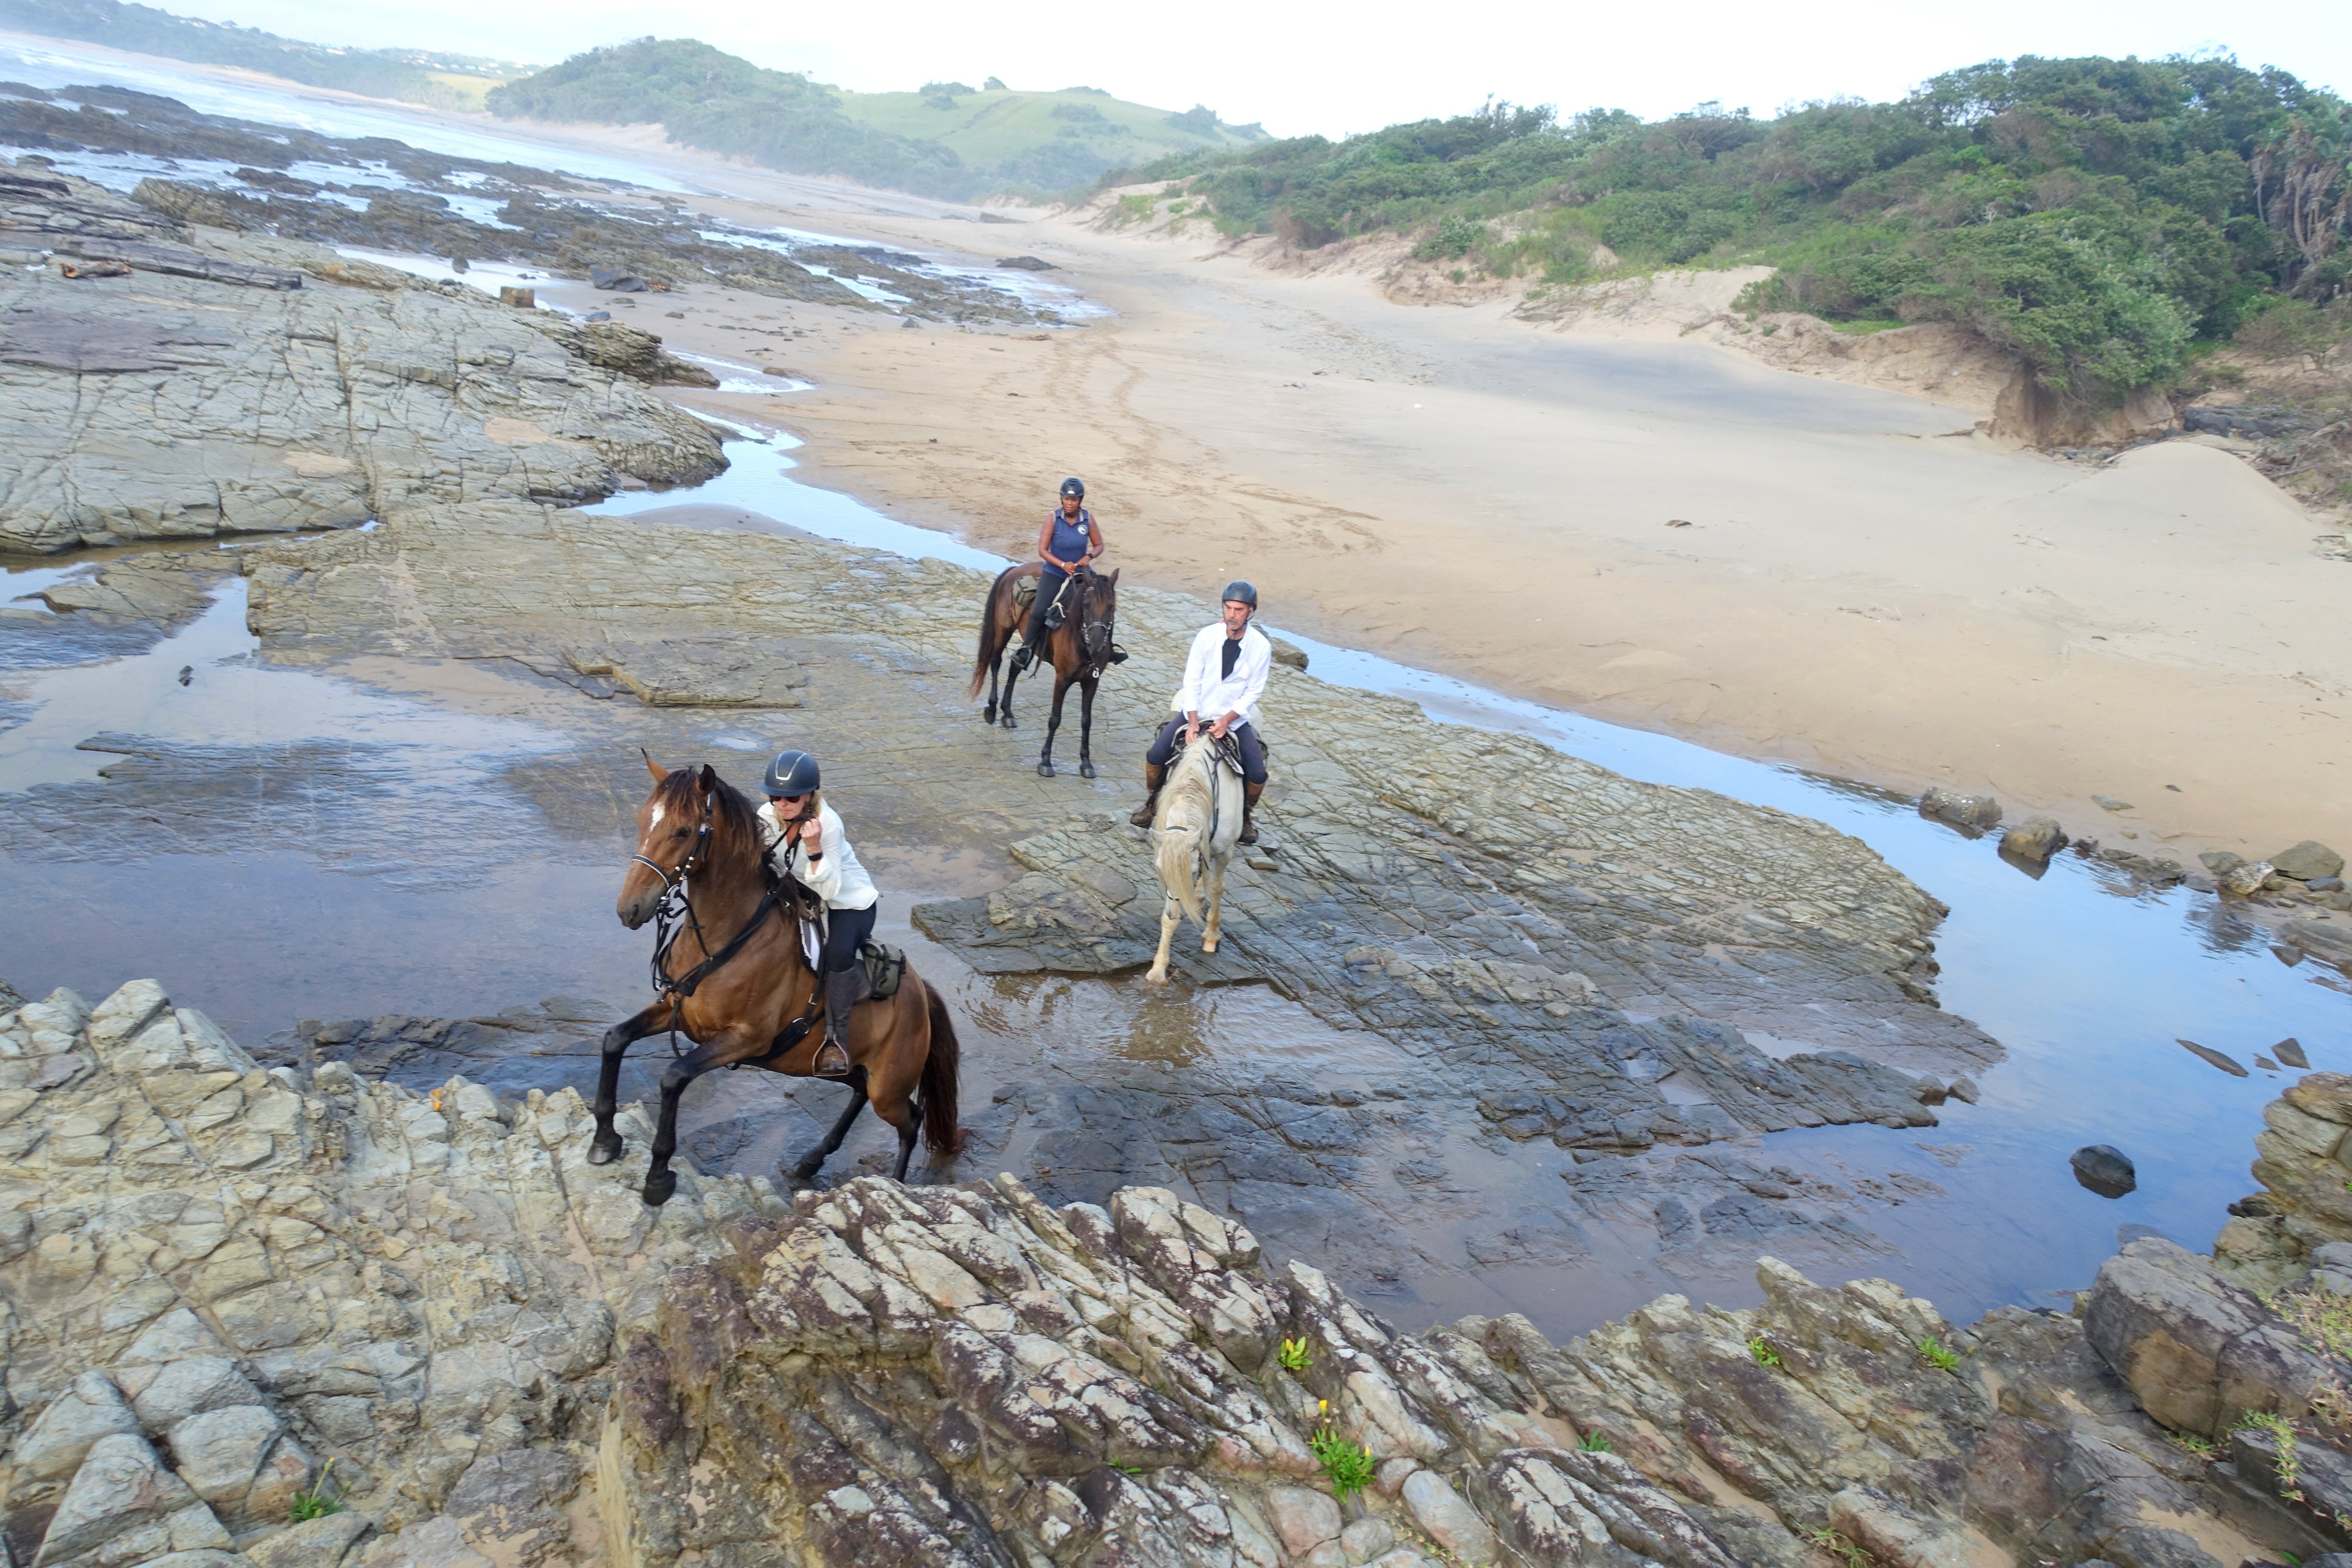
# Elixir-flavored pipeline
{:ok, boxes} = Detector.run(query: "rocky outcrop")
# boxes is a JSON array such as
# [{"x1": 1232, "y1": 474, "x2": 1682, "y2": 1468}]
[
  {"x1": 0, "y1": 165, "x2": 724, "y2": 554},
  {"x1": 2215, "y1": 1072, "x2": 2352, "y2": 1292},
  {"x1": 0, "y1": 978, "x2": 784, "y2": 1568},
  {"x1": 1987, "y1": 367, "x2": 2175, "y2": 450},
  {"x1": 13, "y1": 978, "x2": 2352, "y2": 1568}
]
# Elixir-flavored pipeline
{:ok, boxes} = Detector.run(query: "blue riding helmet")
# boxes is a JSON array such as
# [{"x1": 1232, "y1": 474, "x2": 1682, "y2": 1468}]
[
  {"x1": 762, "y1": 749, "x2": 820, "y2": 797},
  {"x1": 1222, "y1": 580, "x2": 1258, "y2": 609},
  {"x1": 1060, "y1": 477, "x2": 1085, "y2": 499}
]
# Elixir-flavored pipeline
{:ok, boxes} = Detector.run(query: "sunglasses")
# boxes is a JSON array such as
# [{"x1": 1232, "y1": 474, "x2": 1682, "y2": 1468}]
[{"x1": 768, "y1": 792, "x2": 810, "y2": 805}]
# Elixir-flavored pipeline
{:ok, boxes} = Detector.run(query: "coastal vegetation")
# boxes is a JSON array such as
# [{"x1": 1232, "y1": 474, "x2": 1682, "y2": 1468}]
[
  {"x1": 0, "y1": 0, "x2": 525, "y2": 108},
  {"x1": 1108, "y1": 55, "x2": 2352, "y2": 406},
  {"x1": 484, "y1": 37, "x2": 1265, "y2": 200}
]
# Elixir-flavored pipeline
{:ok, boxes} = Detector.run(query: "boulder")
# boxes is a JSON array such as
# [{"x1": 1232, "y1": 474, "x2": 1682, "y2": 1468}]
[
  {"x1": 1920, "y1": 787, "x2": 2001, "y2": 830},
  {"x1": 2277, "y1": 1039, "x2": 2312, "y2": 1070},
  {"x1": 2273, "y1": 843, "x2": 2346, "y2": 882},
  {"x1": 2084, "y1": 1237, "x2": 2324, "y2": 1436},
  {"x1": 2070, "y1": 1145, "x2": 2137, "y2": 1198},
  {"x1": 244, "y1": 1512, "x2": 373, "y2": 1568},
  {"x1": 2222, "y1": 861, "x2": 2278, "y2": 897},
  {"x1": 2000, "y1": 816, "x2": 2069, "y2": 865},
  {"x1": 33, "y1": 1432, "x2": 231, "y2": 1568}
]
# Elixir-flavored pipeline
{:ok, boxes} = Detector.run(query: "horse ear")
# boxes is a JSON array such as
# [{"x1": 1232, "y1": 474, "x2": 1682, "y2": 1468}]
[
  {"x1": 641, "y1": 749, "x2": 666, "y2": 781},
  {"x1": 698, "y1": 763, "x2": 721, "y2": 794},
  {"x1": 1105, "y1": 569, "x2": 1120, "y2": 585}
]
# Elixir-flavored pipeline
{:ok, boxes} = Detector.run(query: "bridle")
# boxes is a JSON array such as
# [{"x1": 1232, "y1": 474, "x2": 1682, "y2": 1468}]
[
  {"x1": 1075, "y1": 569, "x2": 1117, "y2": 678},
  {"x1": 634, "y1": 787, "x2": 821, "y2": 1064}
]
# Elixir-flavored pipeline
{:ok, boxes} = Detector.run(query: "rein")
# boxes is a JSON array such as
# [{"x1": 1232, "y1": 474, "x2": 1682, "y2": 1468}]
[{"x1": 640, "y1": 789, "x2": 801, "y2": 1057}]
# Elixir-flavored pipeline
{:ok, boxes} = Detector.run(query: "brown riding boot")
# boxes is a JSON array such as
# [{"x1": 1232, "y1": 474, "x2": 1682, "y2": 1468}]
[
  {"x1": 1237, "y1": 780, "x2": 1265, "y2": 844},
  {"x1": 1128, "y1": 762, "x2": 1166, "y2": 827}
]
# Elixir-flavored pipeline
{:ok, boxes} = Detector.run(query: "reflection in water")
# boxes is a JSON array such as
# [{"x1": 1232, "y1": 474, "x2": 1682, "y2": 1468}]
[{"x1": 0, "y1": 583, "x2": 562, "y2": 791}]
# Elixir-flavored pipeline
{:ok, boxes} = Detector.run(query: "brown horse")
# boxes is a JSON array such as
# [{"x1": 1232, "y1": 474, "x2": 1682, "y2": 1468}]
[
  {"x1": 970, "y1": 563, "x2": 1121, "y2": 778},
  {"x1": 591, "y1": 756, "x2": 965, "y2": 1203}
]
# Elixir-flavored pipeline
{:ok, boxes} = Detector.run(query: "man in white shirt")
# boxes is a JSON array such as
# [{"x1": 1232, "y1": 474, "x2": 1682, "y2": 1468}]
[{"x1": 1130, "y1": 580, "x2": 1271, "y2": 842}]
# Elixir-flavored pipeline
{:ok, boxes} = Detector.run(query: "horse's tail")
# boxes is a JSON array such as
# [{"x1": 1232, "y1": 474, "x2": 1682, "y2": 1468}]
[
  {"x1": 968, "y1": 570, "x2": 1007, "y2": 699},
  {"x1": 1154, "y1": 748, "x2": 1214, "y2": 926},
  {"x1": 919, "y1": 980, "x2": 967, "y2": 1156}
]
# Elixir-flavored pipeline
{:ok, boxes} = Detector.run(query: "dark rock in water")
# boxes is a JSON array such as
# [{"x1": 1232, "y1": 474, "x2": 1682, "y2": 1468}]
[
  {"x1": 2071, "y1": 1144, "x2": 2137, "y2": 1197},
  {"x1": 2257, "y1": 1055, "x2": 2281, "y2": 1071},
  {"x1": 1948, "y1": 1075, "x2": 1980, "y2": 1103},
  {"x1": 1267, "y1": 636, "x2": 1309, "y2": 671},
  {"x1": 2178, "y1": 1038, "x2": 2250, "y2": 1077},
  {"x1": 997, "y1": 255, "x2": 1056, "y2": 270},
  {"x1": 1999, "y1": 815, "x2": 2068, "y2": 867},
  {"x1": 2277, "y1": 1037, "x2": 2312, "y2": 1069},
  {"x1": 584, "y1": 309, "x2": 611, "y2": 321},
  {"x1": 589, "y1": 267, "x2": 649, "y2": 292},
  {"x1": 2273, "y1": 841, "x2": 2346, "y2": 881},
  {"x1": 450, "y1": 255, "x2": 469, "y2": 274},
  {"x1": 1920, "y1": 786, "x2": 2001, "y2": 830}
]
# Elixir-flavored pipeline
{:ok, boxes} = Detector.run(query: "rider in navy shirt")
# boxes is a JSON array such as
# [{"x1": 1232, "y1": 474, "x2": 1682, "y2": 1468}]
[{"x1": 1011, "y1": 477, "x2": 1106, "y2": 673}]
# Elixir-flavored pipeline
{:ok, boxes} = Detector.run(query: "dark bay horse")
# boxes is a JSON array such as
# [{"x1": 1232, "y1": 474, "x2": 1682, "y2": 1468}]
[
  {"x1": 593, "y1": 756, "x2": 965, "y2": 1202},
  {"x1": 969, "y1": 563, "x2": 1121, "y2": 778}
]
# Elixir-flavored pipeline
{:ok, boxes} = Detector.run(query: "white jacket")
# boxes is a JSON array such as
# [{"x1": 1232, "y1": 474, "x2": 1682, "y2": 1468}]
[
  {"x1": 1173, "y1": 623, "x2": 1271, "y2": 728},
  {"x1": 756, "y1": 800, "x2": 879, "y2": 911}
]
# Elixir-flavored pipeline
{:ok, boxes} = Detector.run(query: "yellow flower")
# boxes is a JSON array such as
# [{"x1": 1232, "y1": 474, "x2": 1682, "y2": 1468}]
[{"x1": 1318, "y1": 1399, "x2": 1329, "y2": 1413}]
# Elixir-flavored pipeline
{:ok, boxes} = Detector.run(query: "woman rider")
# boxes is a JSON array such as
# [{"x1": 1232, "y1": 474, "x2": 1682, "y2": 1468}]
[
  {"x1": 1008, "y1": 477, "x2": 1106, "y2": 675},
  {"x1": 757, "y1": 748, "x2": 878, "y2": 1078}
]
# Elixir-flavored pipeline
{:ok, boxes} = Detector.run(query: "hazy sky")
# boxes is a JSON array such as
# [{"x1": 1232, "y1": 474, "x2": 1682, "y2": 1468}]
[{"x1": 185, "y1": 0, "x2": 2349, "y2": 136}]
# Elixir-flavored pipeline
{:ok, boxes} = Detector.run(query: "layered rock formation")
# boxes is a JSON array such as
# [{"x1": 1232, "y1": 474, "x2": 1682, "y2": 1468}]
[
  {"x1": 9, "y1": 978, "x2": 2352, "y2": 1568},
  {"x1": 0, "y1": 162, "x2": 725, "y2": 554}
]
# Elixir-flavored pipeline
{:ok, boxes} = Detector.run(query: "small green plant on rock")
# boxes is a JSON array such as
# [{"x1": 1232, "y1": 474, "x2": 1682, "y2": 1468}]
[
  {"x1": 289, "y1": 1459, "x2": 343, "y2": 1522},
  {"x1": 1577, "y1": 1430, "x2": 1613, "y2": 1453},
  {"x1": 2167, "y1": 1431, "x2": 2218, "y2": 1457},
  {"x1": 1916, "y1": 1336, "x2": 1960, "y2": 1372},
  {"x1": 1308, "y1": 1401, "x2": 1376, "y2": 1501},
  {"x1": 1748, "y1": 1335, "x2": 1782, "y2": 1369},
  {"x1": 1808, "y1": 1525, "x2": 1868, "y2": 1568},
  {"x1": 1278, "y1": 1335, "x2": 1313, "y2": 1372}
]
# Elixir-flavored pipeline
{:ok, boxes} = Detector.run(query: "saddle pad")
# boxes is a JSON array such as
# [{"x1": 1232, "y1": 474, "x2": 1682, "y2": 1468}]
[{"x1": 861, "y1": 940, "x2": 906, "y2": 999}]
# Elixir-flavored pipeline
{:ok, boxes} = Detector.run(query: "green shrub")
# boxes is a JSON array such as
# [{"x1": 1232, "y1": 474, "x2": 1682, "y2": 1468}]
[{"x1": 1310, "y1": 1427, "x2": 1377, "y2": 1500}]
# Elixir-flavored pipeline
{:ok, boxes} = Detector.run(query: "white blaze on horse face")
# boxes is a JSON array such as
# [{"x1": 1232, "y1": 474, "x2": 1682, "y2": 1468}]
[{"x1": 648, "y1": 803, "x2": 666, "y2": 835}]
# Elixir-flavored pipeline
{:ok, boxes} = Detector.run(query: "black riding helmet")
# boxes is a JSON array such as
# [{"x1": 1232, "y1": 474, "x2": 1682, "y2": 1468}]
[
  {"x1": 1222, "y1": 580, "x2": 1258, "y2": 609},
  {"x1": 1059, "y1": 477, "x2": 1085, "y2": 499},
  {"x1": 762, "y1": 749, "x2": 820, "y2": 797}
]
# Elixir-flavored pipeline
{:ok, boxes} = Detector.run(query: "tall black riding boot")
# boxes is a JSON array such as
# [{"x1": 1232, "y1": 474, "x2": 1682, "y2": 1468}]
[
  {"x1": 1129, "y1": 761, "x2": 1167, "y2": 827},
  {"x1": 813, "y1": 965, "x2": 867, "y2": 1078},
  {"x1": 1237, "y1": 780, "x2": 1266, "y2": 845}
]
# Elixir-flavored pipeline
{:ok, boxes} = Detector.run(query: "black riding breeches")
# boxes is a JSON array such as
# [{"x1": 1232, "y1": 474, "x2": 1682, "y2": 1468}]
[
  {"x1": 821, "y1": 903, "x2": 878, "y2": 972},
  {"x1": 1022, "y1": 567, "x2": 1069, "y2": 649},
  {"x1": 1148, "y1": 715, "x2": 1266, "y2": 785}
]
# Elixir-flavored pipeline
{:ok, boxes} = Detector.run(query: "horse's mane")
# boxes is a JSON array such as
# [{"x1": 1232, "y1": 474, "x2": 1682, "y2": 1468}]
[
  {"x1": 652, "y1": 766, "x2": 763, "y2": 870},
  {"x1": 1153, "y1": 742, "x2": 1228, "y2": 925}
]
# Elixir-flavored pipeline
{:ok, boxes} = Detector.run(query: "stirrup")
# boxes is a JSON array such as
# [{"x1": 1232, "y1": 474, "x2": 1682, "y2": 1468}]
[
  {"x1": 812, "y1": 1039, "x2": 852, "y2": 1078},
  {"x1": 1107, "y1": 644, "x2": 1129, "y2": 664},
  {"x1": 1130, "y1": 794, "x2": 1159, "y2": 827}
]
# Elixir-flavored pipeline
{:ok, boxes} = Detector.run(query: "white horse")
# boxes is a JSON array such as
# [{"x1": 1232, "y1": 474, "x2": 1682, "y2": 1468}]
[{"x1": 1145, "y1": 735, "x2": 1247, "y2": 983}]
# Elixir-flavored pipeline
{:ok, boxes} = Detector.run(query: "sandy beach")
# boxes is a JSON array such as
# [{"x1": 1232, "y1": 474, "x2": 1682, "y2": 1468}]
[{"x1": 490, "y1": 130, "x2": 2342, "y2": 862}]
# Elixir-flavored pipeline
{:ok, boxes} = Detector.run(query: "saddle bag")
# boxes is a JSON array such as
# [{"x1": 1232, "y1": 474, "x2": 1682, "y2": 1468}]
[
  {"x1": 861, "y1": 940, "x2": 906, "y2": 999},
  {"x1": 1011, "y1": 575, "x2": 1038, "y2": 612}
]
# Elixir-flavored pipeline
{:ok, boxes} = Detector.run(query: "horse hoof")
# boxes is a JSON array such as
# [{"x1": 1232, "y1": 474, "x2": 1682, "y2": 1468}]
[
  {"x1": 982, "y1": 707, "x2": 997, "y2": 724},
  {"x1": 640, "y1": 1170, "x2": 677, "y2": 1207},
  {"x1": 1145, "y1": 967, "x2": 1169, "y2": 985},
  {"x1": 1038, "y1": 762, "x2": 1055, "y2": 778},
  {"x1": 790, "y1": 1155, "x2": 824, "y2": 1181},
  {"x1": 587, "y1": 1133, "x2": 623, "y2": 1166},
  {"x1": 1001, "y1": 714, "x2": 1018, "y2": 729},
  {"x1": 1080, "y1": 762, "x2": 1096, "y2": 780},
  {"x1": 1202, "y1": 937, "x2": 1221, "y2": 954}
]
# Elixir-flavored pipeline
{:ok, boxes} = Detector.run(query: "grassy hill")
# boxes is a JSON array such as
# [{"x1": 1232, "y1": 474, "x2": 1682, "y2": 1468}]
[
  {"x1": 486, "y1": 40, "x2": 1263, "y2": 201},
  {"x1": 0, "y1": 0, "x2": 528, "y2": 109},
  {"x1": 832, "y1": 80, "x2": 1265, "y2": 193},
  {"x1": 1107, "y1": 55, "x2": 2352, "y2": 413}
]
